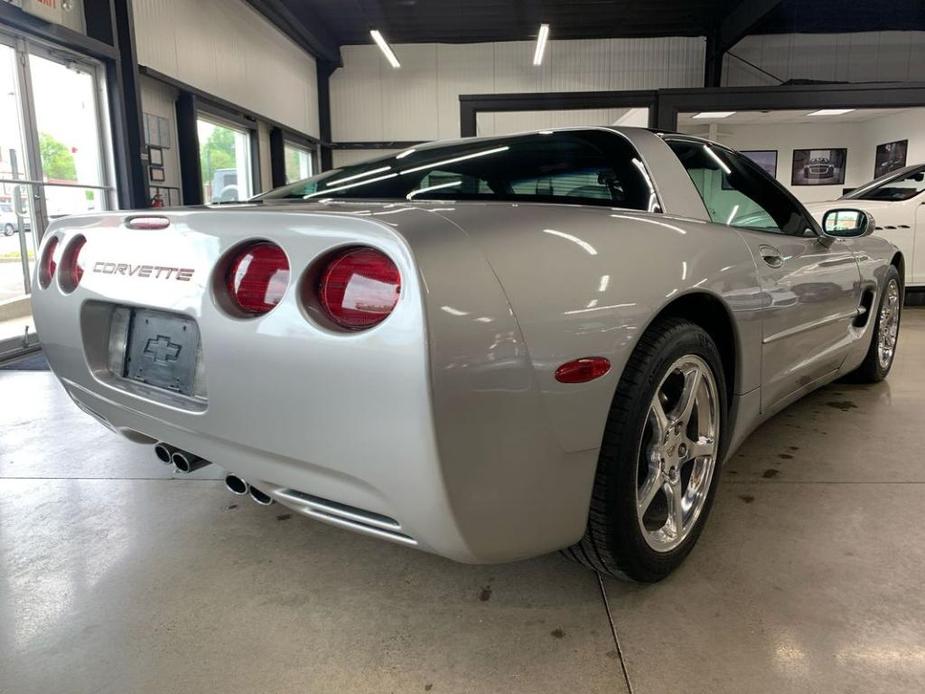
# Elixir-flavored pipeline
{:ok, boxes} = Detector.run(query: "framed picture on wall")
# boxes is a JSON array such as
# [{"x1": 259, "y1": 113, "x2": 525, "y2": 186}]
[
  {"x1": 149, "y1": 166, "x2": 165, "y2": 182},
  {"x1": 791, "y1": 148, "x2": 847, "y2": 186},
  {"x1": 874, "y1": 140, "x2": 907, "y2": 178},
  {"x1": 148, "y1": 146, "x2": 164, "y2": 167},
  {"x1": 741, "y1": 150, "x2": 778, "y2": 178}
]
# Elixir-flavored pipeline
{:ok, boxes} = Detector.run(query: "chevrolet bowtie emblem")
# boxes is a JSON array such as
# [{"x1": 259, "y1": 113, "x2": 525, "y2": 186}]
[{"x1": 143, "y1": 335, "x2": 182, "y2": 363}]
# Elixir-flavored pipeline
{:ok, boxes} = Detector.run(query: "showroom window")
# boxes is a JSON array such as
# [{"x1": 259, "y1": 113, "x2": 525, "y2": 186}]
[
  {"x1": 284, "y1": 142, "x2": 314, "y2": 183},
  {"x1": 197, "y1": 117, "x2": 253, "y2": 203},
  {"x1": 666, "y1": 139, "x2": 811, "y2": 235}
]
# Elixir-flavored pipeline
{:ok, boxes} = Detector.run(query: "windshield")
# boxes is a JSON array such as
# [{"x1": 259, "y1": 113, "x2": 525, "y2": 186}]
[
  {"x1": 843, "y1": 165, "x2": 925, "y2": 202},
  {"x1": 257, "y1": 130, "x2": 660, "y2": 212}
]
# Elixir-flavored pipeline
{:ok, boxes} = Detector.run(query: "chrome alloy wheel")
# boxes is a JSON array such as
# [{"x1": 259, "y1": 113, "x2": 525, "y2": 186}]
[
  {"x1": 877, "y1": 279, "x2": 901, "y2": 370},
  {"x1": 636, "y1": 355, "x2": 719, "y2": 553}
]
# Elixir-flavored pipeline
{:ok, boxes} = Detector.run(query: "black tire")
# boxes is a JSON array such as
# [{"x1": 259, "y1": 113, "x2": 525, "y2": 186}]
[
  {"x1": 564, "y1": 317, "x2": 727, "y2": 582},
  {"x1": 844, "y1": 265, "x2": 903, "y2": 383},
  {"x1": 2, "y1": 224, "x2": 14, "y2": 237}
]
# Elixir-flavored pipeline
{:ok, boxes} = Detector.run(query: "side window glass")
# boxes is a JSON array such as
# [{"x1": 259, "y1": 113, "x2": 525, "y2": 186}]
[
  {"x1": 511, "y1": 168, "x2": 618, "y2": 202},
  {"x1": 667, "y1": 140, "x2": 810, "y2": 235}
]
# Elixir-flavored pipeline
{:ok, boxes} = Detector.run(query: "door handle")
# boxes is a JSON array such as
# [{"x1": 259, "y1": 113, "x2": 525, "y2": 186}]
[{"x1": 759, "y1": 244, "x2": 784, "y2": 268}]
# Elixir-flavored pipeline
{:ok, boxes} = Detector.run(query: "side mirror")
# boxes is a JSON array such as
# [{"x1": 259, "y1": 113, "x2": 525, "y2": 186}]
[{"x1": 821, "y1": 208, "x2": 876, "y2": 239}]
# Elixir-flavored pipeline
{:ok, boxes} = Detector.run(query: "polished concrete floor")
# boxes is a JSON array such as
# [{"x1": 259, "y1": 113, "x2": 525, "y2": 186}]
[{"x1": 2, "y1": 309, "x2": 924, "y2": 693}]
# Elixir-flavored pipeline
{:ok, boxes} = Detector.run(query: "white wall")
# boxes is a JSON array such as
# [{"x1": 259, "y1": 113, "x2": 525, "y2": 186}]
[
  {"x1": 133, "y1": 0, "x2": 320, "y2": 138},
  {"x1": 684, "y1": 108, "x2": 925, "y2": 203},
  {"x1": 724, "y1": 31, "x2": 925, "y2": 86},
  {"x1": 333, "y1": 149, "x2": 401, "y2": 169},
  {"x1": 330, "y1": 37, "x2": 705, "y2": 142},
  {"x1": 138, "y1": 74, "x2": 182, "y2": 200}
]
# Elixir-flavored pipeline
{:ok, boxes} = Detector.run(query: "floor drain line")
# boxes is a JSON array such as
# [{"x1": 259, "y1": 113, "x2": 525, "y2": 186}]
[{"x1": 597, "y1": 572, "x2": 635, "y2": 694}]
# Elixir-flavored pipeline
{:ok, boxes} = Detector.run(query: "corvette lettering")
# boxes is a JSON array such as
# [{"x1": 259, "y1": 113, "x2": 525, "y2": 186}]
[{"x1": 92, "y1": 262, "x2": 195, "y2": 281}]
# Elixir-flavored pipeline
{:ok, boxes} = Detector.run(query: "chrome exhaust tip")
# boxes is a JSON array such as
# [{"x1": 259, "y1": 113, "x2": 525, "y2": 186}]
[
  {"x1": 154, "y1": 442, "x2": 179, "y2": 464},
  {"x1": 225, "y1": 474, "x2": 248, "y2": 496},
  {"x1": 249, "y1": 486, "x2": 274, "y2": 506},
  {"x1": 171, "y1": 450, "x2": 211, "y2": 474}
]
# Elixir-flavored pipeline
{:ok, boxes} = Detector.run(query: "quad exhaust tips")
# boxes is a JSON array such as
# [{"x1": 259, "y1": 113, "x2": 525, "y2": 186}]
[
  {"x1": 249, "y1": 486, "x2": 274, "y2": 506},
  {"x1": 154, "y1": 442, "x2": 179, "y2": 465},
  {"x1": 225, "y1": 473, "x2": 274, "y2": 505},
  {"x1": 172, "y1": 450, "x2": 211, "y2": 474},
  {"x1": 154, "y1": 444, "x2": 272, "y2": 506},
  {"x1": 225, "y1": 474, "x2": 248, "y2": 495},
  {"x1": 154, "y1": 442, "x2": 212, "y2": 474}
]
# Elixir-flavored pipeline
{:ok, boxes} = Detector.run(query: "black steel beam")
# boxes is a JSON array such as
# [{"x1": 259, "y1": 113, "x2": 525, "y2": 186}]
[
  {"x1": 175, "y1": 92, "x2": 203, "y2": 206},
  {"x1": 0, "y1": 2, "x2": 117, "y2": 60},
  {"x1": 704, "y1": 32, "x2": 723, "y2": 88},
  {"x1": 110, "y1": 0, "x2": 149, "y2": 209},
  {"x1": 656, "y1": 82, "x2": 925, "y2": 131},
  {"x1": 243, "y1": 0, "x2": 341, "y2": 65},
  {"x1": 718, "y1": 0, "x2": 784, "y2": 52},
  {"x1": 702, "y1": 0, "x2": 783, "y2": 88},
  {"x1": 316, "y1": 60, "x2": 337, "y2": 171},
  {"x1": 269, "y1": 127, "x2": 287, "y2": 188}
]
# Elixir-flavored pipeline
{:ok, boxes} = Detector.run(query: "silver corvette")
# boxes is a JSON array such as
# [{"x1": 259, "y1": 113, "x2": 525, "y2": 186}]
[{"x1": 32, "y1": 127, "x2": 904, "y2": 581}]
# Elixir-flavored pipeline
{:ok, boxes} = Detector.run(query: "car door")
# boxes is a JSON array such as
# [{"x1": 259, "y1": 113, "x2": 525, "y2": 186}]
[{"x1": 665, "y1": 139, "x2": 863, "y2": 412}]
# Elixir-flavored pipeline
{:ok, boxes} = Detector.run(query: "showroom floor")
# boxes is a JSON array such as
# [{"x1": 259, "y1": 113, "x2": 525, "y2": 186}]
[{"x1": 1, "y1": 310, "x2": 923, "y2": 694}]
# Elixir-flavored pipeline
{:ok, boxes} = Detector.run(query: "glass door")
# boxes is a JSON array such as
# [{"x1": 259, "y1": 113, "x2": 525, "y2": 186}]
[
  {"x1": 0, "y1": 38, "x2": 40, "y2": 355},
  {"x1": 0, "y1": 32, "x2": 114, "y2": 358}
]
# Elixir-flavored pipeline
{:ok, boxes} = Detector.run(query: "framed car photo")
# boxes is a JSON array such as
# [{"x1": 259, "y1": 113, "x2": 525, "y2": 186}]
[
  {"x1": 874, "y1": 140, "x2": 907, "y2": 178},
  {"x1": 792, "y1": 148, "x2": 847, "y2": 186}
]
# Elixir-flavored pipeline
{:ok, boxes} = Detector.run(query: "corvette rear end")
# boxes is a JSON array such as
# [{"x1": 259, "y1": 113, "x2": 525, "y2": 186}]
[
  {"x1": 31, "y1": 203, "x2": 597, "y2": 564},
  {"x1": 34, "y1": 127, "x2": 902, "y2": 581}
]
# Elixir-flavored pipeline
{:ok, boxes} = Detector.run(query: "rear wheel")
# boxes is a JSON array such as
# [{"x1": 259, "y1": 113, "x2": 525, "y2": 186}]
[
  {"x1": 845, "y1": 267, "x2": 902, "y2": 383},
  {"x1": 564, "y1": 318, "x2": 726, "y2": 582}
]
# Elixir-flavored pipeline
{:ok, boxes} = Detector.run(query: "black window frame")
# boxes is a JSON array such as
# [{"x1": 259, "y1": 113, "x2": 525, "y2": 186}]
[{"x1": 664, "y1": 135, "x2": 820, "y2": 237}]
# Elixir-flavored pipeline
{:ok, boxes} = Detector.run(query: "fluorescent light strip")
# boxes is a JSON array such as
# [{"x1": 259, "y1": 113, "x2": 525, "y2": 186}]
[
  {"x1": 400, "y1": 145, "x2": 510, "y2": 175},
  {"x1": 370, "y1": 30, "x2": 400, "y2": 68},
  {"x1": 325, "y1": 165, "x2": 392, "y2": 187},
  {"x1": 533, "y1": 24, "x2": 550, "y2": 66},
  {"x1": 395, "y1": 148, "x2": 416, "y2": 159},
  {"x1": 542, "y1": 228, "x2": 597, "y2": 255},
  {"x1": 691, "y1": 111, "x2": 736, "y2": 119},
  {"x1": 726, "y1": 204, "x2": 740, "y2": 225},
  {"x1": 406, "y1": 180, "x2": 462, "y2": 200},
  {"x1": 703, "y1": 145, "x2": 732, "y2": 175},
  {"x1": 808, "y1": 109, "x2": 855, "y2": 116},
  {"x1": 305, "y1": 172, "x2": 398, "y2": 198}
]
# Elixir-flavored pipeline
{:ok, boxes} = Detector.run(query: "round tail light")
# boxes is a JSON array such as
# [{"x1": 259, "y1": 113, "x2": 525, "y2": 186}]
[
  {"x1": 225, "y1": 241, "x2": 290, "y2": 316},
  {"x1": 318, "y1": 247, "x2": 401, "y2": 330},
  {"x1": 39, "y1": 236, "x2": 59, "y2": 289},
  {"x1": 59, "y1": 235, "x2": 87, "y2": 293}
]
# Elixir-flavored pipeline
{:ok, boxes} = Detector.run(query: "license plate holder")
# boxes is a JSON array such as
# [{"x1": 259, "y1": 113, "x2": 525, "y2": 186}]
[{"x1": 124, "y1": 309, "x2": 201, "y2": 396}]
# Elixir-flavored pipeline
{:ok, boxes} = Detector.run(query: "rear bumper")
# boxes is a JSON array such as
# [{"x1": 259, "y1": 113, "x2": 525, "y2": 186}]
[
  {"x1": 32, "y1": 208, "x2": 598, "y2": 564},
  {"x1": 58, "y1": 374, "x2": 596, "y2": 563}
]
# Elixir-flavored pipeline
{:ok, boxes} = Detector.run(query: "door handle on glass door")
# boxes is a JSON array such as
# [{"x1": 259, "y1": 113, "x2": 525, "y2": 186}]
[{"x1": 759, "y1": 245, "x2": 784, "y2": 268}]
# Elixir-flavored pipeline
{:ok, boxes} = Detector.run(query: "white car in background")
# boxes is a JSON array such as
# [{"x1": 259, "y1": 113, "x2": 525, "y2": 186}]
[
  {"x1": 806, "y1": 164, "x2": 925, "y2": 289},
  {"x1": 0, "y1": 201, "x2": 32, "y2": 237}
]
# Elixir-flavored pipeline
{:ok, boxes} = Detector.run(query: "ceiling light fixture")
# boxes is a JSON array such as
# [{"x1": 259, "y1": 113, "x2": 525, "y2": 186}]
[
  {"x1": 370, "y1": 30, "x2": 400, "y2": 68},
  {"x1": 691, "y1": 111, "x2": 736, "y2": 119},
  {"x1": 807, "y1": 108, "x2": 855, "y2": 116},
  {"x1": 533, "y1": 24, "x2": 550, "y2": 66}
]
